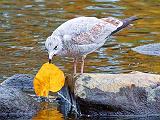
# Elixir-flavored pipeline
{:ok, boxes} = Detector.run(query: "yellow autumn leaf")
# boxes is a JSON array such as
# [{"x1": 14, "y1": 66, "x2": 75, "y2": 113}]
[{"x1": 33, "y1": 62, "x2": 65, "y2": 97}]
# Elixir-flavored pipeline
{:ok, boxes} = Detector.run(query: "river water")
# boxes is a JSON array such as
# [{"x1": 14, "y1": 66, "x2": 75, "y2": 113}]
[{"x1": 0, "y1": 0, "x2": 160, "y2": 119}]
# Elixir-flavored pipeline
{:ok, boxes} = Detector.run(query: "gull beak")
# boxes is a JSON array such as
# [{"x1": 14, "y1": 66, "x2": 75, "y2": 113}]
[
  {"x1": 49, "y1": 52, "x2": 54, "y2": 64},
  {"x1": 49, "y1": 59, "x2": 52, "y2": 63}
]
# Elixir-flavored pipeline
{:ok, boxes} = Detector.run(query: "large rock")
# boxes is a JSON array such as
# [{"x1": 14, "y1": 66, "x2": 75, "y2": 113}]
[
  {"x1": 1, "y1": 74, "x2": 34, "y2": 92},
  {"x1": 74, "y1": 72, "x2": 160, "y2": 117},
  {"x1": 0, "y1": 74, "x2": 69, "y2": 103},
  {"x1": 0, "y1": 85, "x2": 39, "y2": 118},
  {"x1": 0, "y1": 74, "x2": 75, "y2": 119}
]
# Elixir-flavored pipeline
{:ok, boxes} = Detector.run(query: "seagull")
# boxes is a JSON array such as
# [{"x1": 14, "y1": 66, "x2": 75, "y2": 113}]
[{"x1": 45, "y1": 16, "x2": 140, "y2": 74}]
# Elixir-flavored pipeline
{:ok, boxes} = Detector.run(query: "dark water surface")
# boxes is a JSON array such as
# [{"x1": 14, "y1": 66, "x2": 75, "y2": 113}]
[{"x1": 0, "y1": 0, "x2": 160, "y2": 119}]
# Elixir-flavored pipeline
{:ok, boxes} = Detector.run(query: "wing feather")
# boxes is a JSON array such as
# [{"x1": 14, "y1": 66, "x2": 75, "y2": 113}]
[{"x1": 52, "y1": 17, "x2": 123, "y2": 45}]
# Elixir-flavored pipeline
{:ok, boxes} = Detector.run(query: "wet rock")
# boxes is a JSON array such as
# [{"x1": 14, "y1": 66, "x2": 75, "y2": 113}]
[
  {"x1": 0, "y1": 85, "x2": 39, "y2": 118},
  {"x1": 132, "y1": 43, "x2": 160, "y2": 56},
  {"x1": 1, "y1": 74, "x2": 34, "y2": 92},
  {"x1": 1, "y1": 74, "x2": 59, "y2": 103},
  {"x1": 58, "y1": 76, "x2": 81, "y2": 118},
  {"x1": 74, "y1": 71, "x2": 160, "y2": 117},
  {"x1": 0, "y1": 73, "x2": 80, "y2": 119}
]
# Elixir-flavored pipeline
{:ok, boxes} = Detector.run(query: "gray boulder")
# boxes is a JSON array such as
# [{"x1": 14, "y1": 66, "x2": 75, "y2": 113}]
[
  {"x1": 74, "y1": 71, "x2": 160, "y2": 117},
  {"x1": 1, "y1": 74, "x2": 59, "y2": 103},
  {"x1": 0, "y1": 85, "x2": 39, "y2": 118},
  {"x1": 1, "y1": 74, "x2": 34, "y2": 92}
]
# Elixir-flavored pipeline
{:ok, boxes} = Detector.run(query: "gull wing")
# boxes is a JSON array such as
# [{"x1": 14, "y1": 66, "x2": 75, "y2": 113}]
[{"x1": 52, "y1": 17, "x2": 123, "y2": 45}]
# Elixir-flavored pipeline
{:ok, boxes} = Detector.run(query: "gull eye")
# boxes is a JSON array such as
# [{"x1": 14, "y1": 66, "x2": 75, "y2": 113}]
[
  {"x1": 54, "y1": 46, "x2": 58, "y2": 50},
  {"x1": 45, "y1": 47, "x2": 48, "y2": 51}
]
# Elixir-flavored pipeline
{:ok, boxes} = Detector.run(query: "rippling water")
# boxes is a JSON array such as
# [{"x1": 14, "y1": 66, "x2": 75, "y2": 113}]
[{"x1": 0, "y1": 0, "x2": 160, "y2": 119}]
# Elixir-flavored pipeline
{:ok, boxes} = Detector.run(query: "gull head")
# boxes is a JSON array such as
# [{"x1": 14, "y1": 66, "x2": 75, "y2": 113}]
[{"x1": 45, "y1": 36, "x2": 62, "y2": 63}]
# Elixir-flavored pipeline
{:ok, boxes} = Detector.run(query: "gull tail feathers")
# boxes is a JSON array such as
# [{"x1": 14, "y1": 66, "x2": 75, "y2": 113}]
[{"x1": 111, "y1": 16, "x2": 142, "y2": 35}]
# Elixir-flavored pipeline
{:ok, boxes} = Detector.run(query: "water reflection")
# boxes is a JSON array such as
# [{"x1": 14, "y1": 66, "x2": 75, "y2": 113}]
[{"x1": 32, "y1": 108, "x2": 64, "y2": 120}]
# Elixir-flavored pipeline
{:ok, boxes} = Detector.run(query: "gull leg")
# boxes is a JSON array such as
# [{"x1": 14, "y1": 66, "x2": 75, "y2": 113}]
[
  {"x1": 73, "y1": 58, "x2": 77, "y2": 75},
  {"x1": 81, "y1": 55, "x2": 86, "y2": 74}
]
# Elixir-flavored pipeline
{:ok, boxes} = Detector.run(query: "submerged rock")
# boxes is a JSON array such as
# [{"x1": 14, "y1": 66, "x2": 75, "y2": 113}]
[
  {"x1": 132, "y1": 43, "x2": 160, "y2": 56},
  {"x1": 0, "y1": 85, "x2": 39, "y2": 118},
  {"x1": 74, "y1": 72, "x2": 160, "y2": 117}
]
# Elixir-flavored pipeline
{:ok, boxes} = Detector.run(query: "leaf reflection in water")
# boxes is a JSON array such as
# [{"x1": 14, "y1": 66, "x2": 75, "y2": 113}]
[{"x1": 32, "y1": 107, "x2": 64, "y2": 120}]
